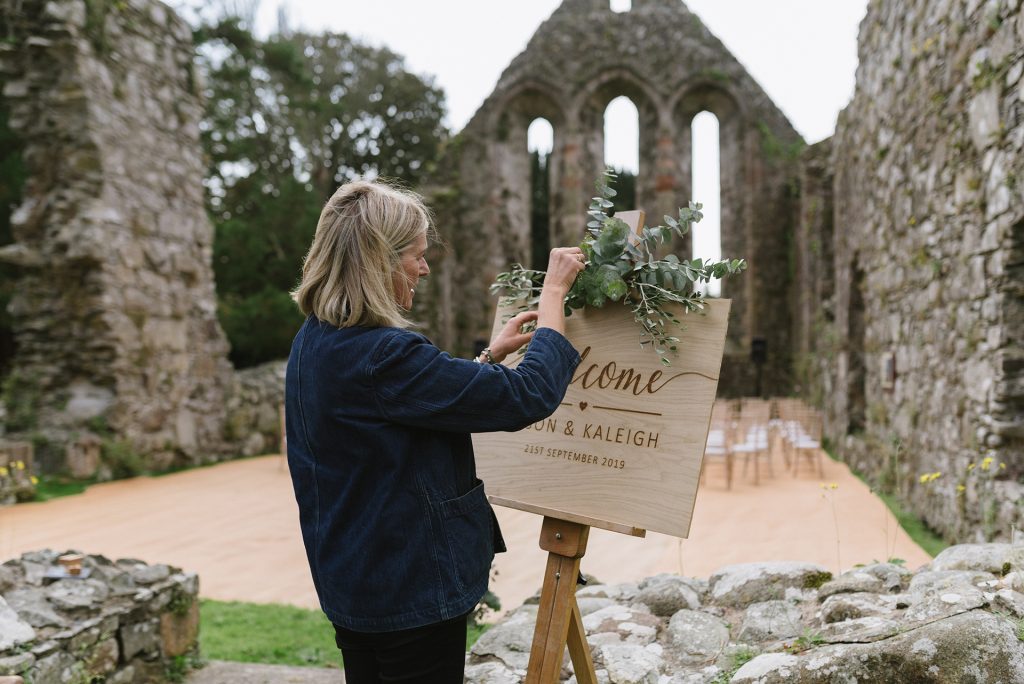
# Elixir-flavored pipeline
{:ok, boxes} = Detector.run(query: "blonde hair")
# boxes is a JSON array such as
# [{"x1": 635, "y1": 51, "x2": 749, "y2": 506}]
[{"x1": 291, "y1": 179, "x2": 431, "y2": 329}]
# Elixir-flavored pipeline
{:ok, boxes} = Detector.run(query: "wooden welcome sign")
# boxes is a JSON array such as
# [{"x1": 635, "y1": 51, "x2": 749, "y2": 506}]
[{"x1": 474, "y1": 297, "x2": 730, "y2": 539}]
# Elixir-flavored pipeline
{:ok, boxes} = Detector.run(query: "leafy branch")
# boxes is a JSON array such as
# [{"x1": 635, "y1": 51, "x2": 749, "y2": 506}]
[{"x1": 490, "y1": 169, "x2": 746, "y2": 365}]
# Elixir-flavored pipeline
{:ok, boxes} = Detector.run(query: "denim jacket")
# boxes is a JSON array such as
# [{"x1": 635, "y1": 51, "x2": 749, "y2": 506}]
[{"x1": 285, "y1": 316, "x2": 581, "y2": 632}]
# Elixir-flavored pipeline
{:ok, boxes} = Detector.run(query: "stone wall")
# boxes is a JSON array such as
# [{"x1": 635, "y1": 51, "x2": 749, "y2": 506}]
[
  {"x1": 465, "y1": 543, "x2": 1024, "y2": 683},
  {"x1": 0, "y1": 0, "x2": 236, "y2": 473},
  {"x1": 799, "y1": 0, "x2": 1024, "y2": 541},
  {"x1": 0, "y1": 551, "x2": 199, "y2": 683},
  {"x1": 224, "y1": 360, "x2": 285, "y2": 459},
  {"x1": 420, "y1": 0, "x2": 803, "y2": 395},
  {"x1": 0, "y1": 440, "x2": 34, "y2": 504}
]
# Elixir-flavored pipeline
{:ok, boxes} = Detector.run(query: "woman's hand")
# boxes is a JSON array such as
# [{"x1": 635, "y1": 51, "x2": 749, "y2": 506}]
[
  {"x1": 486, "y1": 310, "x2": 539, "y2": 363},
  {"x1": 537, "y1": 246, "x2": 585, "y2": 336},
  {"x1": 543, "y1": 247, "x2": 586, "y2": 295}
]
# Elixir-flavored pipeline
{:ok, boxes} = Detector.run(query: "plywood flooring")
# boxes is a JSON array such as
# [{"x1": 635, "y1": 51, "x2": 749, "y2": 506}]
[{"x1": 0, "y1": 452, "x2": 931, "y2": 615}]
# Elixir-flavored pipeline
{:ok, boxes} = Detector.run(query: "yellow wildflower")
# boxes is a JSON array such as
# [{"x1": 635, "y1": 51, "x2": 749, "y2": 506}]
[
  {"x1": 30, "y1": 476, "x2": 38, "y2": 485},
  {"x1": 1000, "y1": 463, "x2": 1007, "y2": 470},
  {"x1": 14, "y1": 461, "x2": 24, "y2": 470},
  {"x1": 0, "y1": 467, "x2": 7, "y2": 477},
  {"x1": 967, "y1": 462, "x2": 976, "y2": 471},
  {"x1": 919, "y1": 473, "x2": 930, "y2": 484},
  {"x1": 930, "y1": 472, "x2": 942, "y2": 481},
  {"x1": 981, "y1": 457, "x2": 993, "y2": 471},
  {"x1": 956, "y1": 485, "x2": 966, "y2": 493}
]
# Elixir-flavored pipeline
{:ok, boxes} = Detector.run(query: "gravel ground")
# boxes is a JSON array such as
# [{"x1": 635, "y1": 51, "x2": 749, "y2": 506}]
[{"x1": 185, "y1": 661, "x2": 343, "y2": 684}]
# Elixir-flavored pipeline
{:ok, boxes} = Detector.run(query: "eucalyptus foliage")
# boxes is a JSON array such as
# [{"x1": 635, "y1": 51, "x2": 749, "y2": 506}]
[{"x1": 491, "y1": 169, "x2": 746, "y2": 365}]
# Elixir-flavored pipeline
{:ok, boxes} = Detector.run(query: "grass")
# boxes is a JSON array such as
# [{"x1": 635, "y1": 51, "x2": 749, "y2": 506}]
[
  {"x1": 26, "y1": 454, "x2": 262, "y2": 502},
  {"x1": 199, "y1": 599, "x2": 492, "y2": 669},
  {"x1": 875, "y1": 490, "x2": 949, "y2": 557},
  {"x1": 823, "y1": 444, "x2": 949, "y2": 558},
  {"x1": 467, "y1": 620, "x2": 491, "y2": 650},
  {"x1": 200, "y1": 599, "x2": 342, "y2": 668},
  {"x1": 32, "y1": 475, "x2": 92, "y2": 501}
]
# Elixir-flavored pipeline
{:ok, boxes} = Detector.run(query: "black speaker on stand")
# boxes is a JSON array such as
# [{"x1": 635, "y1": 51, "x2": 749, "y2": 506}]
[{"x1": 750, "y1": 337, "x2": 767, "y2": 398}]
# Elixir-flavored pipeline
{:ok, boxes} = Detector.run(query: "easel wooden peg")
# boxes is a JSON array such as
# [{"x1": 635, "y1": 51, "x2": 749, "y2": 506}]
[{"x1": 525, "y1": 516, "x2": 598, "y2": 684}]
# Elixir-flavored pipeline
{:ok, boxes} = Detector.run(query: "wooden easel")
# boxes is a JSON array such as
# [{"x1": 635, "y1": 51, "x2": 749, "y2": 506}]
[
  {"x1": 524, "y1": 516, "x2": 645, "y2": 683},
  {"x1": 524, "y1": 210, "x2": 649, "y2": 684}
]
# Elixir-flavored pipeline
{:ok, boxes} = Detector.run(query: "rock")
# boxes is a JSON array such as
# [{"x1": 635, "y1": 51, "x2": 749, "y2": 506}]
[
  {"x1": 469, "y1": 605, "x2": 537, "y2": 671},
  {"x1": 820, "y1": 616, "x2": 901, "y2": 643},
  {"x1": 930, "y1": 543, "x2": 1016, "y2": 574},
  {"x1": 666, "y1": 610, "x2": 730, "y2": 665},
  {"x1": 0, "y1": 652, "x2": 33, "y2": 677},
  {"x1": 566, "y1": 669, "x2": 611, "y2": 684},
  {"x1": 25, "y1": 651, "x2": 75, "y2": 684},
  {"x1": 731, "y1": 653, "x2": 801, "y2": 683},
  {"x1": 855, "y1": 562, "x2": 913, "y2": 592},
  {"x1": 582, "y1": 605, "x2": 660, "y2": 645},
  {"x1": 45, "y1": 579, "x2": 109, "y2": 610},
  {"x1": 732, "y1": 611, "x2": 1024, "y2": 683},
  {"x1": 819, "y1": 592, "x2": 897, "y2": 624},
  {"x1": 597, "y1": 643, "x2": 662, "y2": 684},
  {"x1": 908, "y1": 570, "x2": 996, "y2": 594},
  {"x1": 88, "y1": 638, "x2": 119, "y2": 677},
  {"x1": 577, "y1": 597, "x2": 616, "y2": 616},
  {"x1": 816, "y1": 571, "x2": 884, "y2": 599},
  {"x1": 736, "y1": 601, "x2": 803, "y2": 642},
  {"x1": 577, "y1": 583, "x2": 639, "y2": 602},
  {"x1": 992, "y1": 589, "x2": 1024, "y2": 617},
  {"x1": 129, "y1": 563, "x2": 171, "y2": 585},
  {"x1": 3, "y1": 589, "x2": 67, "y2": 628},
  {"x1": 968, "y1": 87, "x2": 1002, "y2": 152},
  {"x1": 19, "y1": 562, "x2": 47, "y2": 586},
  {"x1": 463, "y1": 661, "x2": 521, "y2": 684},
  {"x1": 0, "y1": 565, "x2": 18, "y2": 593},
  {"x1": 0, "y1": 597, "x2": 36, "y2": 651},
  {"x1": 903, "y1": 585, "x2": 988, "y2": 623},
  {"x1": 119, "y1": 618, "x2": 160, "y2": 660},
  {"x1": 709, "y1": 562, "x2": 831, "y2": 608},
  {"x1": 160, "y1": 600, "x2": 198, "y2": 657},
  {"x1": 635, "y1": 574, "x2": 701, "y2": 616}
]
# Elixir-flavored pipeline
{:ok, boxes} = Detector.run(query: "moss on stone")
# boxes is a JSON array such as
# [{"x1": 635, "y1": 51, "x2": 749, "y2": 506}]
[{"x1": 801, "y1": 571, "x2": 833, "y2": 589}]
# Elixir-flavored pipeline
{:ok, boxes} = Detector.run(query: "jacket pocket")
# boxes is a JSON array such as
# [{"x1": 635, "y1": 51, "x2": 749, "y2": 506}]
[{"x1": 437, "y1": 480, "x2": 494, "y2": 594}]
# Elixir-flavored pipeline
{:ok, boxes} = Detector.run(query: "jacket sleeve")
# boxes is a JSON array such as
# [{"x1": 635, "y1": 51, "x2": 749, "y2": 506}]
[{"x1": 369, "y1": 327, "x2": 581, "y2": 433}]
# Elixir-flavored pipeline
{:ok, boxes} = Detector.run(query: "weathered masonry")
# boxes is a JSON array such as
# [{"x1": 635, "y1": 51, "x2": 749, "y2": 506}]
[
  {"x1": 419, "y1": 0, "x2": 803, "y2": 397},
  {"x1": 0, "y1": 0, "x2": 238, "y2": 473},
  {"x1": 797, "y1": 0, "x2": 1024, "y2": 541}
]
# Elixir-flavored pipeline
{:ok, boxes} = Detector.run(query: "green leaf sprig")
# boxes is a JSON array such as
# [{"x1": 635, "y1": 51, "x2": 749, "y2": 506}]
[{"x1": 490, "y1": 169, "x2": 747, "y2": 365}]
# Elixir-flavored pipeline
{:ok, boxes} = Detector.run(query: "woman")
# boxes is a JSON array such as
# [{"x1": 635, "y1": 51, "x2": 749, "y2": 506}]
[{"x1": 285, "y1": 179, "x2": 585, "y2": 683}]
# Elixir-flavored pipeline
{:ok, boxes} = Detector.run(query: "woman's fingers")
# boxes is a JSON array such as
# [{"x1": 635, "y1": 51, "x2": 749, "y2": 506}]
[{"x1": 544, "y1": 247, "x2": 586, "y2": 292}]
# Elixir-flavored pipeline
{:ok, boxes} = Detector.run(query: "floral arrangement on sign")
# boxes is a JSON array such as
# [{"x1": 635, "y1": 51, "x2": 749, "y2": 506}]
[{"x1": 490, "y1": 169, "x2": 747, "y2": 365}]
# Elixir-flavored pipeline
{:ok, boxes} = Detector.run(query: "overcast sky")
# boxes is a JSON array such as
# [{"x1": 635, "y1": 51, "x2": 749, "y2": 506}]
[
  {"x1": 245, "y1": 0, "x2": 869, "y2": 148},
  {"x1": 176, "y1": 0, "x2": 869, "y2": 267}
]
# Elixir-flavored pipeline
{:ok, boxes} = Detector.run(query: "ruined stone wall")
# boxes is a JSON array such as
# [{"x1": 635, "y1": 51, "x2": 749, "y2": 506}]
[
  {"x1": 0, "y1": 0, "x2": 236, "y2": 473},
  {"x1": 0, "y1": 551, "x2": 199, "y2": 683},
  {"x1": 421, "y1": 0, "x2": 803, "y2": 396},
  {"x1": 807, "y1": 0, "x2": 1024, "y2": 541}
]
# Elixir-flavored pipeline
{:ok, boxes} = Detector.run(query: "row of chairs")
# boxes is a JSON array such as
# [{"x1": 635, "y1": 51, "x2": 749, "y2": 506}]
[{"x1": 701, "y1": 398, "x2": 824, "y2": 489}]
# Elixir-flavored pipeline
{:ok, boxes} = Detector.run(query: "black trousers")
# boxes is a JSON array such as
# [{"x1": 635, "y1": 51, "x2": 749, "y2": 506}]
[{"x1": 333, "y1": 613, "x2": 469, "y2": 684}]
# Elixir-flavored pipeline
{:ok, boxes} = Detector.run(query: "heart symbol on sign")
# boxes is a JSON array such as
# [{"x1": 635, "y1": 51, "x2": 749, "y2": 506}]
[{"x1": 579, "y1": 401, "x2": 588, "y2": 411}]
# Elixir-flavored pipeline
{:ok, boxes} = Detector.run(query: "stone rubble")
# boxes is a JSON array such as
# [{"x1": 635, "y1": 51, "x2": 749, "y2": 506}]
[
  {"x1": 465, "y1": 542, "x2": 1024, "y2": 683},
  {"x1": 0, "y1": 550, "x2": 200, "y2": 683}
]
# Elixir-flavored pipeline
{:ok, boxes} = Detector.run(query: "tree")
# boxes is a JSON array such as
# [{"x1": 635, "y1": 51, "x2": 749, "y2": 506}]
[{"x1": 194, "y1": 19, "x2": 448, "y2": 367}]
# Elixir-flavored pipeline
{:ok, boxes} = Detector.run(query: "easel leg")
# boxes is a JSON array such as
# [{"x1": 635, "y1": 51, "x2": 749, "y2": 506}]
[
  {"x1": 567, "y1": 597, "x2": 597, "y2": 684},
  {"x1": 525, "y1": 517, "x2": 595, "y2": 684}
]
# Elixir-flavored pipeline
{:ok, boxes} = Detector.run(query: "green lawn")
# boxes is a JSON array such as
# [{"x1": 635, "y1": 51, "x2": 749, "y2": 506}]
[
  {"x1": 876, "y1": 491, "x2": 949, "y2": 558},
  {"x1": 199, "y1": 599, "x2": 492, "y2": 669},
  {"x1": 200, "y1": 600, "x2": 342, "y2": 668}
]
